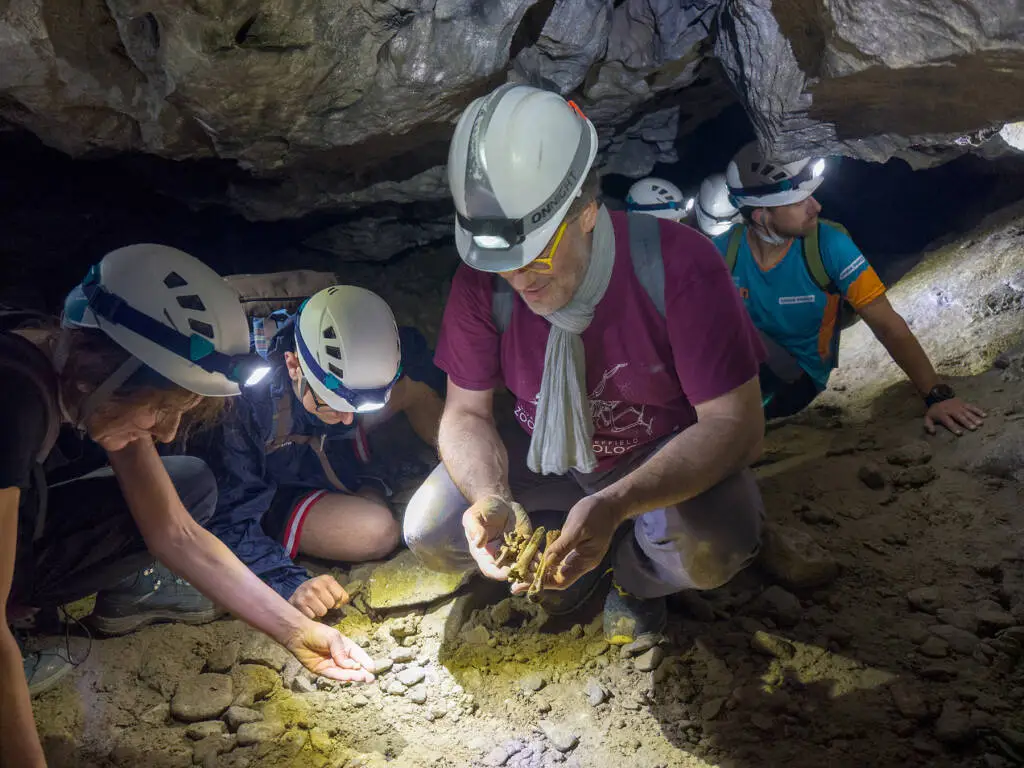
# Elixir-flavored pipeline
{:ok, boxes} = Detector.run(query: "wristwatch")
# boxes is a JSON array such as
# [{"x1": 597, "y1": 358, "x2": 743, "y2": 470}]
[{"x1": 924, "y1": 383, "x2": 956, "y2": 408}]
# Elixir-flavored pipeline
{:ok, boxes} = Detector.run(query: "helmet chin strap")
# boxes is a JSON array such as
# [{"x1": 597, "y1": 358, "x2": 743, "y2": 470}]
[
  {"x1": 54, "y1": 323, "x2": 147, "y2": 431},
  {"x1": 75, "y1": 357, "x2": 145, "y2": 432},
  {"x1": 752, "y1": 215, "x2": 788, "y2": 246}
]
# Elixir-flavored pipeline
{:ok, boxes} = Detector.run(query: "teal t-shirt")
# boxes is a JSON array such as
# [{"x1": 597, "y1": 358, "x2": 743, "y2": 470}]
[{"x1": 712, "y1": 224, "x2": 885, "y2": 390}]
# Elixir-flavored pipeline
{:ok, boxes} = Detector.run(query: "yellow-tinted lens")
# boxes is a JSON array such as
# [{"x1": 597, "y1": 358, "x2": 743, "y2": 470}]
[{"x1": 526, "y1": 221, "x2": 568, "y2": 274}]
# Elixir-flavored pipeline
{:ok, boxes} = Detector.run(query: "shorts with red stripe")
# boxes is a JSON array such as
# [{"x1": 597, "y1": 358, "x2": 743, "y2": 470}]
[{"x1": 263, "y1": 487, "x2": 330, "y2": 558}]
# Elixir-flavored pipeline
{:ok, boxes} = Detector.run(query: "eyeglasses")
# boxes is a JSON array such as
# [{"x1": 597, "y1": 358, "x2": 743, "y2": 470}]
[
  {"x1": 300, "y1": 377, "x2": 337, "y2": 414},
  {"x1": 507, "y1": 218, "x2": 572, "y2": 276}
]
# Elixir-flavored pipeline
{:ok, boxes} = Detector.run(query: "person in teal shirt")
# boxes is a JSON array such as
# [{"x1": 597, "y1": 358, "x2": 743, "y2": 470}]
[{"x1": 713, "y1": 142, "x2": 985, "y2": 436}]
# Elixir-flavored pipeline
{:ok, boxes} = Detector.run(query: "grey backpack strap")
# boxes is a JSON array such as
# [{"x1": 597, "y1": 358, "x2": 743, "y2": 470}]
[
  {"x1": 491, "y1": 275, "x2": 514, "y2": 333},
  {"x1": 627, "y1": 213, "x2": 666, "y2": 318},
  {"x1": 266, "y1": 391, "x2": 294, "y2": 453}
]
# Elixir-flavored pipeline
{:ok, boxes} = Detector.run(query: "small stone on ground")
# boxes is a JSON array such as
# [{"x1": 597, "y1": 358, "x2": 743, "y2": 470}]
[{"x1": 170, "y1": 674, "x2": 233, "y2": 723}]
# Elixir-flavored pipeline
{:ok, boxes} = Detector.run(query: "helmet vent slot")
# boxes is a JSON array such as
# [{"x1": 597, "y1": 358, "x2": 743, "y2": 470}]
[
  {"x1": 328, "y1": 363, "x2": 344, "y2": 379},
  {"x1": 163, "y1": 272, "x2": 188, "y2": 289},
  {"x1": 188, "y1": 319, "x2": 215, "y2": 339},
  {"x1": 322, "y1": 326, "x2": 337, "y2": 339},
  {"x1": 177, "y1": 294, "x2": 206, "y2": 311},
  {"x1": 325, "y1": 345, "x2": 341, "y2": 360}
]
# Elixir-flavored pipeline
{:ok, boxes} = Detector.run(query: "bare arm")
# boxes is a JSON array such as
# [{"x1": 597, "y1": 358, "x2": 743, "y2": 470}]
[
  {"x1": 858, "y1": 295, "x2": 986, "y2": 434},
  {"x1": 377, "y1": 377, "x2": 444, "y2": 449},
  {"x1": 595, "y1": 376, "x2": 764, "y2": 522},
  {"x1": 529, "y1": 377, "x2": 765, "y2": 592},
  {"x1": 106, "y1": 441, "x2": 360, "y2": 667},
  {"x1": 857, "y1": 295, "x2": 939, "y2": 396},
  {"x1": 0, "y1": 487, "x2": 47, "y2": 768},
  {"x1": 437, "y1": 379, "x2": 510, "y2": 504}
]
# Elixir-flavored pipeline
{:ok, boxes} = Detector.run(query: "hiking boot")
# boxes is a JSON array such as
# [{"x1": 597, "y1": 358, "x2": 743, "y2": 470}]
[
  {"x1": 23, "y1": 648, "x2": 73, "y2": 697},
  {"x1": 537, "y1": 565, "x2": 613, "y2": 616},
  {"x1": 603, "y1": 582, "x2": 667, "y2": 647},
  {"x1": 91, "y1": 563, "x2": 221, "y2": 636}
]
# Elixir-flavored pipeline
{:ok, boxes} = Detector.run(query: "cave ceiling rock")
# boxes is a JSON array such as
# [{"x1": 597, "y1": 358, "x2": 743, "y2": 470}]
[
  {"x1": 303, "y1": 215, "x2": 452, "y2": 261},
  {"x1": 715, "y1": 0, "x2": 1024, "y2": 165},
  {"x1": 0, "y1": 0, "x2": 731, "y2": 230}
]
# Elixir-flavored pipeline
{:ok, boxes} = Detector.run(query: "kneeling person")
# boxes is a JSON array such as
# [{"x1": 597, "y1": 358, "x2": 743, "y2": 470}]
[
  {"x1": 405, "y1": 84, "x2": 767, "y2": 648},
  {"x1": 715, "y1": 142, "x2": 984, "y2": 434},
  {"x1": 197, "y1": 286, "x2": 443, "y2": 618}
]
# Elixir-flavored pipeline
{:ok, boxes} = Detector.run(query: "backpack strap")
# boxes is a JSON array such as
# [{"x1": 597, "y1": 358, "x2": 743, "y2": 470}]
[
  {"x1": 266, "y1": 391, "x2": 353, "y2": 493},
  {"x1": 0, "y1": 332, "x2": 60, "y2": 465},
  {"x1": 626, "y1": 213, "x2": 666, "y2": 318},
  {"x1": 491, "y1": 276, "x2": 514, "y2": 334},
  {"x1": 490, "y1": 212, "x2": 670, "y2": 329},
  {"x1": 266, "y1": 388, "x2": 294, "y2": 454},
  {"x1": 0, "y1": 329, "x2": 61, "y2": 544},
  {"x1": 801, "y1": 224, "x2": 834, "y2": 294},
  {"x1": 724, "y1": 224, "x2": 745, "y2": 274},
  {"x1": 801, "y1": 221, "x2": 842, "y2": 295}
]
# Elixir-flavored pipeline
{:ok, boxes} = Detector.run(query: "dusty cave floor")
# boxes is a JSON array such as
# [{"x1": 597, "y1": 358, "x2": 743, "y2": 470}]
[{"x1": 30, "y1": 204, "x2": 1024, "y2": 768}]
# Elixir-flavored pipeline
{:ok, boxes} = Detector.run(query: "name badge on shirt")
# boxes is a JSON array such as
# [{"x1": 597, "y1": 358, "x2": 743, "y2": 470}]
[{"x1": 778, "y1": 295, "x2": 817, "y2": 306}]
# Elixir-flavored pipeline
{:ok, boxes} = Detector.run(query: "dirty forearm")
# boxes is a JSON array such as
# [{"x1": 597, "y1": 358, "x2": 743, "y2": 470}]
[
  {"x1": 437, "y1": 407, "x2": 510, "y2": 505},
  {"x1": 595, "y1": 378, "x2": 764, "y2": 522},
  {"x1": 872, "y1": 318, "x2": 940, "y2": 396},
  {"x1": 0, "y1": 626, "x2": 46, "y2": 768},
  {"x1": 107, "y1": 442, "x2": 311, "y2": 647},
  {"x1": 157, "y1": 526, "x2": 312, "y2": 645},
  {"x1": 0, "y1": 487, "x2": 45, "y2": 768},
  {"x1": 596, "y1": 414, "x2": 760, "y2": 522}
]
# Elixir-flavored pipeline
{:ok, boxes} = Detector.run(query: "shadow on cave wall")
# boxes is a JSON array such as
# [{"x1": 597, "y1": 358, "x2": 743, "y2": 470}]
[{"x1": 3, "y1": 107, "x2": 1024, "y2": 313}]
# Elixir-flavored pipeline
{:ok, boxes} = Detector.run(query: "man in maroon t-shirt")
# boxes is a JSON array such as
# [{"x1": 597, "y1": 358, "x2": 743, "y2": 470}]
[{"x1": 404, "y1": 84, "x2": 767, "y2": 646}]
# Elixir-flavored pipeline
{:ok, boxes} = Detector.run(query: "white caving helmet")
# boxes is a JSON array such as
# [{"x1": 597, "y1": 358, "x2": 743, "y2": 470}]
[
  {"x1": 625, "y1": 177, "x2": 693, "y2": 221},
  {"x1": 726, "y1": 141, "x2": 827, "y2": 209},
  {"x1": 695, "y1": 173, "x2": 741, "y2": 236},
  {"x1": 293, "y1": 286, "x2": 401, "y2": 414},
  {"x1": 448, "y1": 84, "x2": 599, "y2": 272},
  {"x1": 61, "y1": 245, "x2": 263, "y2": 424}
]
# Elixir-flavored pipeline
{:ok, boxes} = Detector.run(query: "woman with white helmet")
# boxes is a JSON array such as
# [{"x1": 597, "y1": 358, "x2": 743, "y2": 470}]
[
  {"x1": 625, "y1": 177, "x2": 694, "y2": 222},
  {"x1": 694, "y1": 173, "x2": 741, "y2": 237},
  {"x1": 0, "y1": 246, "x2": 375, "y2": 767},
  {"x1": 192, "y1": 285, "x2": 444, "y2": 622}
]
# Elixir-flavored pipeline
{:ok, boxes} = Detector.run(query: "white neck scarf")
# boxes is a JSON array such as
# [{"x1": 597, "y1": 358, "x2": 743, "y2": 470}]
[{"x1": 527, "y1": 206, "x2": 616, "y2": 475}]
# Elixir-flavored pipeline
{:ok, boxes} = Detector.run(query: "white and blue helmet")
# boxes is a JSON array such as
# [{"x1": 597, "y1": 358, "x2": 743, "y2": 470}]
[
  {"x1": 63, "y1": 244, "x2": 263, "y2": 397},
  {"x1": 294, "y1": 286, "x2": 401, "y2": 413}
]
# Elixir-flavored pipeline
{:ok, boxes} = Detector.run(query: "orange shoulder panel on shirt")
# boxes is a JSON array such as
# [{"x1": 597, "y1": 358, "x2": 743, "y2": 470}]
[{"x1": 844, "y1": 267, "x2": 886, "y2": 309}]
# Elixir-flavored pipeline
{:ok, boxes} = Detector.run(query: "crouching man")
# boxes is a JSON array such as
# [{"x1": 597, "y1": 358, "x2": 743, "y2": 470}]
[{"x1": 404, "y1": 84, "x2": 767, "y2": 646}]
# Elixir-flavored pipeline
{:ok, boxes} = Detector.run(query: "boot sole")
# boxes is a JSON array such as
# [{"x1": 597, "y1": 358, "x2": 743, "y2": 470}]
[{"x1": 90, "y1": 607, "x2": 224, "y2": 637}]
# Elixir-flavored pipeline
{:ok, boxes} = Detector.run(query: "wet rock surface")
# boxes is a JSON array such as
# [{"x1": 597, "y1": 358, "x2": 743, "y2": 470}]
[{"x1": 170, "y1": 674, "x2": 234, "y2": 724}]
